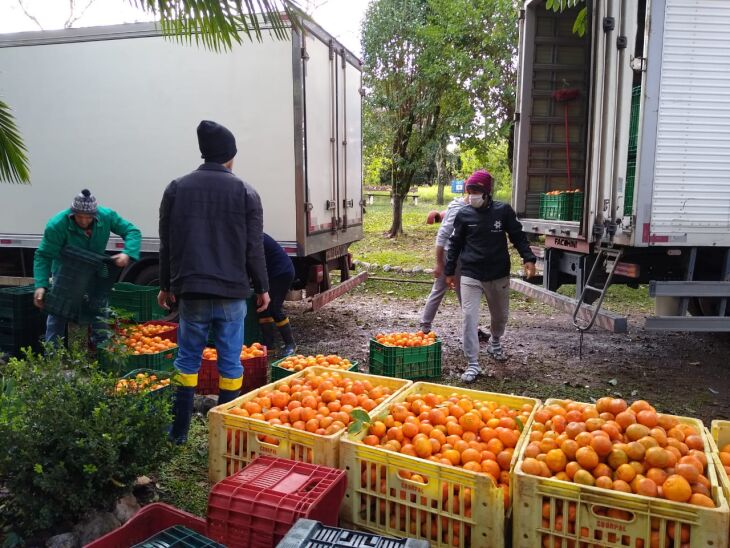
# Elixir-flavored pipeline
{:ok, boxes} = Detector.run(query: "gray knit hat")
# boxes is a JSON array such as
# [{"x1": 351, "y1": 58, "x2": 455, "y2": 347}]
[{"x1": 71, "y1": 189, "x2": 98, "y2": 215}]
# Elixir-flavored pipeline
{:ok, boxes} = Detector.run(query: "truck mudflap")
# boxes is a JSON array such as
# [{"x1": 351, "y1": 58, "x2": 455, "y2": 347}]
[{"x1": 310, "y1": 270, "x2": 367, "y2": 311}]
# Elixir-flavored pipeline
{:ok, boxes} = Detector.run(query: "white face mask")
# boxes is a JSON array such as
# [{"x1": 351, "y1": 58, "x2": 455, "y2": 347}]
[{"x1": 467, "y1": 194, "x2": 485, "y2": 208}]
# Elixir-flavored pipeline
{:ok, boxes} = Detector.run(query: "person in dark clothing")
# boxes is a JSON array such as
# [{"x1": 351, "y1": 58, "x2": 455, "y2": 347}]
[
  {"x1": 445, "y1": 169, "x2": 536, "y2": 382},
  {"x1": 158, "y1": 120, "x2": 270, "y2": 444},
  {"x1": 258, "y1": 234, "x2": 296, "y2": 356}
]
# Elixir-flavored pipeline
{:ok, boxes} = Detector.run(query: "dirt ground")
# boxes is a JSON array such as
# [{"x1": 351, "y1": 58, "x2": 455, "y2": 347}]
[{"x1": 287, "y1": 289, "x2": 730, "y2": 426}]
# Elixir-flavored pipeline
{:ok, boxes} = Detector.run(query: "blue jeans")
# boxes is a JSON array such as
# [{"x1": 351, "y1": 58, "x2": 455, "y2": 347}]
[
  {"x1": 174, "y1": 298, "x2": 246, "y2": 391},
  {"x1": 45, "y1": 310, "x2": 110, "y2": 348}
]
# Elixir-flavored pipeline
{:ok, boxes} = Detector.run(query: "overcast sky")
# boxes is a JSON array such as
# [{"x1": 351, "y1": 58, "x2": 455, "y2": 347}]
[{"x1": 0, "y1": 0, "x2": 368, "y2": 56}]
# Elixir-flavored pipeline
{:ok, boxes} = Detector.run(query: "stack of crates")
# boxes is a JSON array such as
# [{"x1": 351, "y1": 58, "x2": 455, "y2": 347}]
[
  {"x1": 539, "y1": 190, "x2": 584, "y2": 222},
  {"x1": 0, "y1": 285, "x2": 45, "y2": 356},
  {"x1": 625, "y1": 85, "x2": 641, "y2": 216}
]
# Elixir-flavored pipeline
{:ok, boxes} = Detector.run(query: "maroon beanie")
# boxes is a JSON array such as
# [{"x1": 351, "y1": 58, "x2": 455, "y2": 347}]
[{"x1": 465, "y1": 169, "x2": 493, "y2": 195}]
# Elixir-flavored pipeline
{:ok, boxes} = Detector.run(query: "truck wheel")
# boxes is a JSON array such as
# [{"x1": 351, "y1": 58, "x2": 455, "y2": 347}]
[
  {"x1": 689, "y1": 297, "x2": 729, "y2": 317},
  {"x1": 130, "y1": 264, "x2": 159, "y2": 286}
]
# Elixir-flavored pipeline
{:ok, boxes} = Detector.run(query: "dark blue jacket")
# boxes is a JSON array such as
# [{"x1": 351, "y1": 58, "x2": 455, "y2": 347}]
[
  {"x1": 263, "y1": 233, "x2": 294, "y2": 279},
  {"x1": 159, "y1": 163, "x2": 269, "y2": 298},
  {"x1": 445, "y1": 200, "x2": 536, "y2": 282}
]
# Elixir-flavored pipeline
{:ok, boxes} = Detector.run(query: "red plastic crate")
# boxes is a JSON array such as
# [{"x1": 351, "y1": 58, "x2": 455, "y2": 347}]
[
  {"x1": 86, "y1": 503, "x2": 207, "y2": 548},
  {"x1": 206, "y1": 456, "x2": 347, "y2": 548},
  {"x1": 142, "y1": 320, "x2": 178, "y2": 342},
  {"x1": 196, "y1": 348, "x2": 268, "y2": 396}
]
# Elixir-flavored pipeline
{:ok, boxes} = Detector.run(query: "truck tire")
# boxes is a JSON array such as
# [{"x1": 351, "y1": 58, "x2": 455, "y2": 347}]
[{"x1": 130, "y1": 264, "x2": 159, "y2": 286}]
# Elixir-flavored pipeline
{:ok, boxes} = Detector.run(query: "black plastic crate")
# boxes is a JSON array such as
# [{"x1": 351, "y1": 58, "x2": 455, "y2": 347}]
[
  {"x1": 368, "y1": 338, "x2": 442, "y2": 380},
  {"x1": 276, "y1": 519, "x2": 430, "y2": 548},
  {"x1": 133, "y1": 525, "x2": 224, "y2": 548},
  {"x1": 0, "y1": 285, "x2": 38, "y2": 325}
]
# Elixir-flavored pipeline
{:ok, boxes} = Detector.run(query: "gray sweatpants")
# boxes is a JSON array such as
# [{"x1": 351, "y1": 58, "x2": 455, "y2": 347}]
[
  {"x1": 419, "y1": 263, "x2": 461, "y2": 331},
  {"x1": 461, "y1": 275, "x2": 510, "y2": 363}
]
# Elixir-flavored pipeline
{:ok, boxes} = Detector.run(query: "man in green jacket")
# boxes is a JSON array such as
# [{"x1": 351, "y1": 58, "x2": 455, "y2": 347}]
[{"x1": 33, "y1": 189, "x2": 141, "y2": 345}]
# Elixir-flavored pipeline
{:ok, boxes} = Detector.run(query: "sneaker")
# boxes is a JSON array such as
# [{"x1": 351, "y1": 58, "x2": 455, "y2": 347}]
[
  {"x1": 281, "y1": 344, "x2": 297, "y2": 357},
  {"x1": 460, "y1": 363, "x2": 481, "y2": 383},
  {"x1": 487, "y1": 344, "x2": 508, "y2": 362}
]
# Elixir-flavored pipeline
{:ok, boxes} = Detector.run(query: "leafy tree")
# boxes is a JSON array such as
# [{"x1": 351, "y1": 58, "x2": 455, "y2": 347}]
[
  {"x1": 0, "y1": 0, "x2": 304, "y2": 184},
  {"x1": 362, "y1": 0, "x2": 520, "y2": 236},
  {"x1": 546, "y1": 0, "x2": 588, "y2": 36}
]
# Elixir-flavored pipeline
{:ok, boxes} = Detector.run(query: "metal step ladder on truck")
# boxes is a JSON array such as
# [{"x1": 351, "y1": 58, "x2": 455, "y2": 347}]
[
  {"x1": 511, "y1": 0, "x2": 730, "y2": 333},
  {"x1": 0, "y1": 18, "x2": 365, "y2": 311}
]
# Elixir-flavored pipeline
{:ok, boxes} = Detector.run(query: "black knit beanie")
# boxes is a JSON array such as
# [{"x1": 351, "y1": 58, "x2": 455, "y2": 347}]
[{"x1": 197, "y1": 120, "x2": 237, "y2": 164}]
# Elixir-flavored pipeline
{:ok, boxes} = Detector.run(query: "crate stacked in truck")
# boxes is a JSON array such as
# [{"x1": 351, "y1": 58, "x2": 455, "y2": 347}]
[
  {"x1": 625, "y1": 85, "x2": 641, "y2": 217},
  {"x1": 538, "y1": 190, "x2": 583, "y2": 222}
]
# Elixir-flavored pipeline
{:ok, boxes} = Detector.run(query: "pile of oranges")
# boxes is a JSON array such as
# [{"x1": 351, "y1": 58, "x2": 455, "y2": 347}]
[
  {"x1": 202, "y1": 342, "x2": 266, "y2": 361},
  {"x1": 226, "y1": 370, "x2": 395, "y2": 435},
  {"x1": 359, "y1": 391, "x2": 533, "y2": 504},
  {"x1": 114, "y1": 372, "x2": 170, "y2": 394},
  {"x1": 375, "y1": 331, "x2": 437, "y2": 348},
  {"x1": 109, "y1": 325, "x2": 177, "y2": 355},
  {"x1": 275, "y1": 354, "x2": 354, "y2": 372},
  {"x1": 520, "y1": 398, "x2": 716, "y2": 508}
]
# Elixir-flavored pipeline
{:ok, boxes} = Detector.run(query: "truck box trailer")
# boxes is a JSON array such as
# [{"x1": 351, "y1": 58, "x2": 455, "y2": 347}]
[
  {"x1": 512, "y1": 0, "x2": 730, "y2": 331},
  {"x1": 0, "y1": 19, "x2": 365, "y2": 308}
]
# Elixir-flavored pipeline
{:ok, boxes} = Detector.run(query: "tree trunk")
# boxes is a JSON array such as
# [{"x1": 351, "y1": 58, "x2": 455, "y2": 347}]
[
  {"x1": 435, "y1": 142, "x2": 447, "y2": 206},
  {"x1": 387, "y1": 194, "x2": 405, "y2": 238}
]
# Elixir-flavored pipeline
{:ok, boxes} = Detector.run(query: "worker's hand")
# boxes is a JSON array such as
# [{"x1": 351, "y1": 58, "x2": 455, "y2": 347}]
[
  {"x1": 433, "y1": 263, "x2": 443, "y2": 278},
  {"x1": 33, "y1": 287, "x2": 45, "y2": 309},
  {"x1": 524, "y1": 262, "x2": 537, "y2": 279},
  {"x1": 157, "y1": 290, "x2": 176, "y2": 310},
  {"x1": 256, "y1": 292, "x2": 271, "y2": 313},
  {"x1": 111, "y1": 253, "x2": 130, "y2": 268},
  {"x1": 445, "y1": 276, "x2": 455, "y2": 289}
]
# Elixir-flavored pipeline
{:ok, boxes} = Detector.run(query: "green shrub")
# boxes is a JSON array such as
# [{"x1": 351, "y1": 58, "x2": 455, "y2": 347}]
[{"x1": 0, "y1": 345, "x2": 173, "y2": 537}]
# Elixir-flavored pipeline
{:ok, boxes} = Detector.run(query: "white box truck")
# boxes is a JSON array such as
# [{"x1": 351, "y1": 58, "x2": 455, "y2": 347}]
[
  {"x1": 0, "y1": 19, "x2": 365, "y2": 309},
  {"x1": 512, "y1": 0, "x2": 730, "y2": 331}
]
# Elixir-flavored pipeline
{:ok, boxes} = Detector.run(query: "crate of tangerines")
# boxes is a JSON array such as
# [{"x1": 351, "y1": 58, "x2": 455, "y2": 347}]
[
  {"x1": 711, "y1": 419, "x2": 730, "y2": 530},
  {"x1": 99, "y1": 322, "x2": 179, "y2": 374},
  {"x1": 369, "y1": 331, "x2": 441, "y2": 380},
  {"x1": 115, "y1": 369, "x2": 172, "y2": 398},
  {"x1": 207, "y1": 366, "x2": 412, "y2": 483},
  {"x1": 198, "y1": 343, "x2": 268, "y2": 396},
  {"x1": 270, "y1": 353, "x2": 358, "y2": 382},
  {"x1": 340, "y1": 382, "x2": 540, "y2": 548},
  {"x1": 512, "y1": 398, "x2": 730, "y2": 548}
]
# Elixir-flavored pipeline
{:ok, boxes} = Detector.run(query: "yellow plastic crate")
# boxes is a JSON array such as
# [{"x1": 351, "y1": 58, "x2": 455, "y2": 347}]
[
  {"x1": 339, "y1": 382, "x2": 540, "y2": 548},
  {"x1": 513, "y1": 400, "x2": 730, "y2": 548},
  {"x1": 711, "y1": 419, "x2": 730, "y2": 539},
  {"x1": 207, "y1": 367, "x2": 412, "y2": 483}
]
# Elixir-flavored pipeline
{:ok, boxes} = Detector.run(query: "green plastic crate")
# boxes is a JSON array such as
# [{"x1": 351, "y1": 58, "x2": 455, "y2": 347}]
[
  {"x1": 624, "y1": 157, "x2": 637, "y2": 216},
  {"x1": 99, "y1": 346, "x2": 178, "y2": 375},
  {"x1": 0, "y1": 285, "x2": 38, "y2": 325},
  {"x1": 629, "y1": 85, "x2": 641, "y2": 153},
  {"x1": 133, "y1": 525, "x2": 224, "y2": 548},
  {"x1": 270, "y1": 357, "x2": 359, "y2": 381},
  {"x1": 539, "y1": 192, "x2": 574, "y2": 220},
  {"x1": 109, "y1": 282, "x2": 165, "y2": 322},
  {"x1": 368, "y1": 338, "x2": 442, "y2": 380},
  {"x1": 570, "y1": 191, "x2": 584, "y2": 221}
]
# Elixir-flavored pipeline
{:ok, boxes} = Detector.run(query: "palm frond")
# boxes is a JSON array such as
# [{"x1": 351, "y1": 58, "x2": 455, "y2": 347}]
[
  {"x1": 0, "y1": 100, "x2": 30, "y2": 184},
  {"x1": 127, "y1": 0, "x2": 305, "y2": 51}
]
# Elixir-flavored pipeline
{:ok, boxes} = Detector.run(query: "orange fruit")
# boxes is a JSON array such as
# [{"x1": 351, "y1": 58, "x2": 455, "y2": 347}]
[
  {"x1": 575, "y1": 446, "x2": 599, "y2": 470},
  {"x1": 545, "y1": 449, "x2": 567, "y2": 473},
  {"x1": 689, "y1": 493, "x2": 715, "y2": 508},
  {"x1": 663, "y1": 474, "x2": 692, "y2": 502}
]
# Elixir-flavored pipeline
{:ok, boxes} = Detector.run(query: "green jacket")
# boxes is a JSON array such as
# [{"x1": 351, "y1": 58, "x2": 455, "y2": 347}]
[{"x1": 34, "y1": 207, "x2": 142, "y2": 289}]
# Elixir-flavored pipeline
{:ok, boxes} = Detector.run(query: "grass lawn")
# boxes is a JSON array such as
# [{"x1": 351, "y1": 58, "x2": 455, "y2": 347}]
[{"x1": 350, "y1": 186, "x2": 653, "y2": 315}]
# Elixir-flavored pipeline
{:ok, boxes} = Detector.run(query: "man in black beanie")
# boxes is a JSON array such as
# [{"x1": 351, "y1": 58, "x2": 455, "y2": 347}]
[{"x1": 158, "y1": 120, "x2": 270, "y2": 444}]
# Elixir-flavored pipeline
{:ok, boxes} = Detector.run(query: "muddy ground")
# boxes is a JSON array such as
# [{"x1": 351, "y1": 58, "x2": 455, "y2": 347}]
[{"x1": 287, "y1": 288, "x2": 730, "y2": 425}]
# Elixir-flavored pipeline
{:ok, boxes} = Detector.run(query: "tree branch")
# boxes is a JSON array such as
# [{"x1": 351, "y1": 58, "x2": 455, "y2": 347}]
[
  {"x1": 16, "y1": 0, "x2": 44, "y2": 30},
  {"x1": 65, "y1": 0, "x2": 99, "y2": 28}
]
